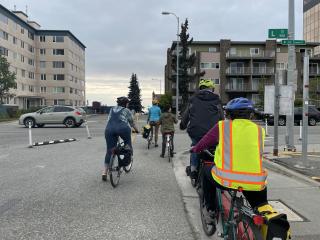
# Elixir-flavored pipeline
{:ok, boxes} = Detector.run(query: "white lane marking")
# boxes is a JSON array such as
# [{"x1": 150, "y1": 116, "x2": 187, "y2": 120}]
[{"x1": 35, "y1": 165, "x2": 45, "y2": 168}]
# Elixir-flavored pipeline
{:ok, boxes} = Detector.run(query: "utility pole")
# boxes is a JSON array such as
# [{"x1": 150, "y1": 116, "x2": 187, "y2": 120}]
[{"x1": 286, "y1": 0, "x2": 296, "y2": 151}]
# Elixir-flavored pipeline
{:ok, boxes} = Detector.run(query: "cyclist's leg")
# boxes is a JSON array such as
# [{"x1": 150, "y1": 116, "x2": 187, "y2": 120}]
[
  {"x1": 160, "y1": 133, "x2": 165, "y2": 157},
  {"x1": 190, "y1": 137, "x2": 200, "y2": 177},
  {"x1": 104, "y1": 128, "x2": 118, "y2": 174},
  {"x1": 154, "y1": 122, "x2": 160, "y2": 146},
  {"x1": 170, "y1": 133, "x2": 174, "y2": 156},
  {"x1": 242, "y1": 187, "x2": 268, "y2": 209},
  {"x1": 150, "y1": 123, "x2": 154, "y2": 142},
  {"x1": 119, "y1": 126, "x2": 132, "y2": 150},
  {"x1": 203, "y1": 163, "x2": 218, "y2": 212}
]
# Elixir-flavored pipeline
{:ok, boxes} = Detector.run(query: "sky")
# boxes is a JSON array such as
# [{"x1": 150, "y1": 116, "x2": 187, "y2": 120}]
[{"x1": 0, "y1": 0, "x2": 303, "y2": 107}]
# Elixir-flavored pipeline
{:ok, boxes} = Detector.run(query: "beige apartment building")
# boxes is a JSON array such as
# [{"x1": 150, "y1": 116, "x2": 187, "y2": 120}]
[
  {"x1": 165, "y1": 40, "x2": 320, "y2": 108},
  {"x1": 0, "y1": 4, "x2": 86, "y2": 109}
]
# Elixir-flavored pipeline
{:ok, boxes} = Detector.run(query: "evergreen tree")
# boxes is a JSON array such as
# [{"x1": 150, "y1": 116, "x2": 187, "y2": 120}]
[
  {"x1": 171, "y1": 19, "x2": 204, "y2": 111},
  {"x1": 0, "y1": 55, "x2": 16, "y2": 104},
  {"x1": 128, "y1": 73, "x2": 142, "y2": 112}
]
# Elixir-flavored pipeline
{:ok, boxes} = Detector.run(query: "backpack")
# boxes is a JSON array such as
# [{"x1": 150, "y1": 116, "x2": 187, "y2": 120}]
[
  {"x1": 257, "y1": 204, "x2": 291, "y2": 240},
  {"x1": 142, "y1": 124, "x2": 151, "y2": 139}
]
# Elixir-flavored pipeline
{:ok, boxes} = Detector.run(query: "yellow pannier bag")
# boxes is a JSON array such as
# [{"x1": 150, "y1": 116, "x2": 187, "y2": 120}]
[{"x1": 257, "y1": 204, "x2": 291, "y2": 240}]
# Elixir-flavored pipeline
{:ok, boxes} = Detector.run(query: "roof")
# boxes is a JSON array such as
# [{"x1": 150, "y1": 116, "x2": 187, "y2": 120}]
[
  {"x1": 304, "y1": 0, "x2": 320, "y2": 12},
  {"x1": 0, "y1": 4, "x2": 86, "y2": 49}
]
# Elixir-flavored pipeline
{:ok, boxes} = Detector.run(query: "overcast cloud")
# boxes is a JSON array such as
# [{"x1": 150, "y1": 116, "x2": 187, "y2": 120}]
[{"x1": 1, "y1": 0, "x2": 303, "y2": 107}]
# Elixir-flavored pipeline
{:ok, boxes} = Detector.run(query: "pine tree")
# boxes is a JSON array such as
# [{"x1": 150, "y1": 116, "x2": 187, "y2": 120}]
[
  {"x1": 128, "y1": 73, "x2": 142, "y2": 112},
  {"x1": 0, "y1": 55, "x2": 16, "y2": 104}
]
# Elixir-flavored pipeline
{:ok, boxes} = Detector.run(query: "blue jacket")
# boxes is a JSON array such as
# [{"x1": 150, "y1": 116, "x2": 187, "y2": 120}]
[{"x1": 148, "y1": 105, "x2": 161, "y2": 122}]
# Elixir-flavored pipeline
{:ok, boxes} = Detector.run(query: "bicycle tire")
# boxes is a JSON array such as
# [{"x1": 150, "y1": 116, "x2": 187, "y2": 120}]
[
  {"x1": 124, "y1": 156, "x2": 133, "y2": 173},
  {"x1": 199, "y1": 187, "x2": 216, "y2": 236},
  {"x1": 109, "y1": 154, "x2": 121, "y2": 188},
  {"x1": 228, "y1": 215, "x2": 263, "y2": 240}
]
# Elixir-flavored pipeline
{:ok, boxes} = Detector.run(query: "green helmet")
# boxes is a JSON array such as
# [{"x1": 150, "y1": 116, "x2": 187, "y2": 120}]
[{"x1": 199, "y1": 79, "x2": 215, "y2": 89}]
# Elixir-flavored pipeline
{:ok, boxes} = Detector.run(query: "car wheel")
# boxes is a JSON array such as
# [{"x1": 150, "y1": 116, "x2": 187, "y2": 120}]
[
  {"x1": 64, "y1": 118, "x2": 75, "y2": 128},
  {"x1": 308, "y1": 118, "x2": 317, "y2": 126},
  {"x1": 37, "y1": 124, "x2": 45, "y2": 128},
  {"x1": 278, "y1": 117, "x2": 286, "y2": 126},
  {"x1": 24, "y1": 118, "x2": 35, "y2": 128}
]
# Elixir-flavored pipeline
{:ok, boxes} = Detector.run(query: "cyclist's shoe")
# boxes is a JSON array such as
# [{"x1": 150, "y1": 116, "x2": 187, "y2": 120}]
[
  {"x1": 190, "y1": 170, "x2": 198, "y2": 180},
  {"x1": 170, "y1": 153, "x2": 174, "y2": 157},
  {"x1": 185, "y1": 166, "x2": 191, "y2": 176},
  {"x1": 160, "y1": 154, "x2": 164, "y2": 158},
  {"x1": 155, "y1": 144, "x2": 159, "y2": 147},
  {"x1": 102, "y1": 174, "x2": 107, "y2": 182}
]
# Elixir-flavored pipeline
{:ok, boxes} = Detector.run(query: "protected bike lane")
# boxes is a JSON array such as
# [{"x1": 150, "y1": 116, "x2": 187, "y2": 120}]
[{"x1": 172, "y1": 133, "x2": 320, "y2": 240}]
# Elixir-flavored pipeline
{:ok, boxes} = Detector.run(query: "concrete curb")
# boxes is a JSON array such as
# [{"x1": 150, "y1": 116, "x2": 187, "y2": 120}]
[
  {"x1": 263, "y1": 156, "x2": 320, "y2": 187},
  {"x1": 33, "y1": 138, "x2": 76, "y2": 146}
]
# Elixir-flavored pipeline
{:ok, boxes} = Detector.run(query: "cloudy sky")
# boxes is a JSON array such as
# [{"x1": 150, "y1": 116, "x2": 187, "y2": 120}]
[{"x1": 1, "y1": 0, "x2": 303, "y2": 107}]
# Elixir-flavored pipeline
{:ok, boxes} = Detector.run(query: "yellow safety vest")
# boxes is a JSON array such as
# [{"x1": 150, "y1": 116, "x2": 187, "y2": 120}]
[{"x1": 212, "y1": 119, "x2": 267, "y2": 191}]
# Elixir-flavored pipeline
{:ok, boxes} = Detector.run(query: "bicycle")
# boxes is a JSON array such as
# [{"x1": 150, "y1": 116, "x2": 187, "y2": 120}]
[
  {"x1": 109, "y1": 133, "x2": 136, "y2": 188},
  {"x1": 164, "y1": 132, "x2": 174, "y2": 162},
  {"x1": 199, "y1": 149, "x2": 263, "y2": 240}
]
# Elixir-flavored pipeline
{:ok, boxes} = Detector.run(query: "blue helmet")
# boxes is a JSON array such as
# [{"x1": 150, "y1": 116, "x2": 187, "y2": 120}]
[{"x1": 225, "y1": 97, "x2": 254, "y2": 111}]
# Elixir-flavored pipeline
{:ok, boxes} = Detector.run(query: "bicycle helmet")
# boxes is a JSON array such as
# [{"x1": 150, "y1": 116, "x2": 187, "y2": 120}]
[
  {"x1": 225, "y1": 97, "x2": 254, "y2": 111},
  {"x1": 199, "y1": 79, "x2": 215, "y2": 89},
  {"x1": 117, "y1": 96, "x2": 129, "y2": 106}
]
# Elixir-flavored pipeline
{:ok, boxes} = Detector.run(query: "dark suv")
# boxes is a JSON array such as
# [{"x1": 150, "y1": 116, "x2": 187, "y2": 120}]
[{"x1": 266, "y1": 106, "x2": 320, "y2": 126}]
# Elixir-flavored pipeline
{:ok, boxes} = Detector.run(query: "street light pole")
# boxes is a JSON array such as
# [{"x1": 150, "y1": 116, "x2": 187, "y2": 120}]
[
  {"x1": 152, "y1": 78, "x2": 162, "y2": 94},
  {"x1": 162, "y1": 11, "x2": 180, "y2": 114}
]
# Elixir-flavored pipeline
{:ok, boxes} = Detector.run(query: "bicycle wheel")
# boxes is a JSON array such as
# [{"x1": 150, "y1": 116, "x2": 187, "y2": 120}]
[
  {"x1": 124, "y1": 155, "x2": 133, "y2": 173},
  {"x1": 228, "y1": 215, "x2": 263, "y2": 240},
  {"x1": 109, "y1": 154, "x2": 121, "y2": 188},
  {"x1": 199, "y1": 187, "x2": 216, "y2": 236}
]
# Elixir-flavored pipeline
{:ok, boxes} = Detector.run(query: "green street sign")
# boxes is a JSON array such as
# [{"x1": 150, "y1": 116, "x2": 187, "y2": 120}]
[
  {"x1": 281, "y1": 40, "x2": 306, "y2": 45},
  {"x1": 268, "y1": 29, "x2": 288, "y2": 39}
]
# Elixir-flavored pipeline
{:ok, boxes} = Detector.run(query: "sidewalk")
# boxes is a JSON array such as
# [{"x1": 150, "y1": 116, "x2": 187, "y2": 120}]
[{"x1": 264, "y1": 144, "x2": 320, "y2": 184}]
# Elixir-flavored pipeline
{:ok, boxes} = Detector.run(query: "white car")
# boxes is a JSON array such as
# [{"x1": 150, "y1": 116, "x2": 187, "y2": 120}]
[{"x1": 19, "y1": 106, "x2": 85, "y2": 128}]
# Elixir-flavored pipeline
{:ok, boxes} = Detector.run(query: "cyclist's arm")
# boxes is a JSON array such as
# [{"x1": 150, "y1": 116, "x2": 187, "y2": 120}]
[
  {"x1": 127, "y1": 110, "x2": 139, "y2": 133},
  {"x1": 180, "y1": 104, "x2": 190, "y2": 130},
  {"x1": 192, "y1": 124, "x2": 219, "y2": 153}
]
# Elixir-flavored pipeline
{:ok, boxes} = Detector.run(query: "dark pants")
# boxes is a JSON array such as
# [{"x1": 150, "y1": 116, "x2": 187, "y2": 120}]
[
  {"x1": 150, "y1": 121, "x2": 160, "y2": 144},
  {"x1": 190, "y1": 137, "x2": 200, "y2": 170},
  {"x1": 105, "y1": 125, "x2": 132, "y2": 166},
  {"x1": 203, "y1": 164, "x2": 268, "y2": 211},
  {"x1": 161, "y1": 132, "x2": 174, "y2": 156}
]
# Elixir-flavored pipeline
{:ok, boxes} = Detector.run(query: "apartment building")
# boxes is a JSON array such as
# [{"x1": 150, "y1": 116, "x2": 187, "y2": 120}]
[
  {"x1": 0, "y1": 4, "x2": 86, "y2": 109},
  {"x1": 165, "y1": 40, "x2": 320, "y2": 107}
]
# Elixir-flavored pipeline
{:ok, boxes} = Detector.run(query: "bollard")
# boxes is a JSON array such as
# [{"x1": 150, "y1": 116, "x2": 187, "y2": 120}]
[
  {"x1": 85, "y1": 120, "x2": 92, "y2": 139},
  {"x1": 265, "y1": 119, "x2": 269, "y2": 136},
  {"x1": 28, "y1": 122, "x2": 33, "y2": 148},
  {"x1": 299, "y1": 120, "x2": 302, "y2": 141}
]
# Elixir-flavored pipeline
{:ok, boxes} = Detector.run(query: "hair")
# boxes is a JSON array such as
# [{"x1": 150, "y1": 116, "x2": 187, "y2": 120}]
[
  {"x1": 226, "y1": 109, "x2": 252, "y2": 120},
  {"x1": 162, "y1": 105, "x2": 171, "y2": 112}
]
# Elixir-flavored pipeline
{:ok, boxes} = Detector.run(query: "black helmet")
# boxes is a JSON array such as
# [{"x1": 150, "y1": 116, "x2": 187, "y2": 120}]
[{"x1": 117, "y1": 96, "x2": 129, "y2": 106}]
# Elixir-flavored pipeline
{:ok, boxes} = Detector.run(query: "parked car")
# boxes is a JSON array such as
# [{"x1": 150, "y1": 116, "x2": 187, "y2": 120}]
[
  {"x1": 266, "y1": 106, "x2": 320, "y2": 126},
  {"x1": 19, "y1": 106, "x2": 85, "y2": 128}
]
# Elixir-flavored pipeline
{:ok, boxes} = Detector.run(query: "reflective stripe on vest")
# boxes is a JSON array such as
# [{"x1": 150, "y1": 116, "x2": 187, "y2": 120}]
[{"x1": 212, "y1": 119, "x2": 267, "y2": 191}]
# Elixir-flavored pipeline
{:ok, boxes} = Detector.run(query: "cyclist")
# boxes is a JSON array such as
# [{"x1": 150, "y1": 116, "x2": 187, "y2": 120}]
[
  {"x1": 102, "y1": 96, "x2": 139, "y2": 181},
  {"x1": 147, "y1": 99, "x2": 161, "y2": 147},
  {"x1": 180, "y1": 79, "x2": 224, "y2": 180},
  {"x1": 191, "y1": 97, "x2": 268, "y2": 220},
  {"x1": 159, "y1": 105, "x2": 178, "y2": 158}
]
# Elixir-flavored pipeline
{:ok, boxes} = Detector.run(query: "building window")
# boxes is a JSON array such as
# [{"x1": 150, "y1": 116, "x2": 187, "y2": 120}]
[
  {"x1": 214, "y1": 79, "x2": 220, "y2": 85},
  {"x1": 53, "y1": 49, "x2": 64, "y2": 55},
  {"x1": 208, "y1": 47, "x2": 217, "y2": 52},
  {"x1": 21, "y1": 41, "x2": 24, "y2": 48},
  {"x1": 1, "y1": 31, "x2": 8, "y2": 40},
  {"x1": 0, "y1": 47, "x2": 8, "y2": 56},
  {"x1": 28, "y1": 72, "x2": 35, "y2": 79},
  {"x1": 28, "y1": 45, "x2": 34, "y2": 53},
  {"x1": 29, "y1": 85, "x2": 34, "y2": 92},
  {"x1": 40, "y1": 86, "x2": 47, "y2": 93},
  {"x1": 200, "y1": 62, "x2": 220, "y2": 69},
  {"x1": 21, "y1": 55, "x2": 24, "y2": 62},
  {"x1": 13, "y1": 37, "x2": 17, "y2": 44},
  {"x1": 28, "y1": 31, "x2": 34, "y2": 40},
  {"x1": 250, "y1": 48, "x2": 260, "y2": 55},
  {"x1": 21, "y1": 69, "x2": 25, "y2": 77},
  {"x1": 54, "y1": 99, "x2": 65, "y2": 105},
  {"x1": 40, "y1": 61, "x2": 46, "y2": 68},
  {"x1": 53, "y1": 36, "x2": 64, "y2": 42},
  {"x1": 53, "y1": 61, "x2": 65, "y2": 68},
  {"x1": 41, "y1": 74, "x2": 46, "y2": 80},
  {"x1": 276, "y1": 63, "x2": 286, "y2": 70},
  {"x1": 53, "y1": 87, "x2": 65, "y2": 93},
  {"x1": 54, "y1": 74, "x2": 65, "y2": 81},
  {"x1": 21, "y1": 27, "x2": 24, "y2": 34},
  {"x1": 230, "y1": 47, "x2": 237, "y2": 55},
  {"x1": 277, "y1": 48, "x2": 281, "y2": 53},
  {"x1": 28, "y1": 59, "x2": 34, "y2": 66},
  {"x1": 0, "y1": 13, "x2": 8, "y2": 24},
  {"x1": 40, "y1": 49, "x2": 46, "y2": 55},
  {"x1": 40, "y1": 36, "x2": 46, "y2": 42},
  {"x1": 70, "y1": 88, "x2": 73, "y2": 94}
]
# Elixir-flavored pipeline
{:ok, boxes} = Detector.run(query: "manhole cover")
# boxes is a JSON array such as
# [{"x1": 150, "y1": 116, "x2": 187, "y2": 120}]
[{"x1": 269, "y1": 200, "x2": 305, "y2": 222}]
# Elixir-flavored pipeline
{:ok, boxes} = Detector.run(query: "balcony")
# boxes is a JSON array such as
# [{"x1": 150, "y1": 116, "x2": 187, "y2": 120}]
[
  {"x1": 225, "y1": 81, "x2": 273, "y2": 92},
  {"x1": 309, "y1": 68, "x2": 320, "y2": 76},
  {"x1": 226, "y1": 67, "x2": 274, "y2": 75},
  {"x1": 226, "y1": 50, "x2": 275, "y2": 59}
]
